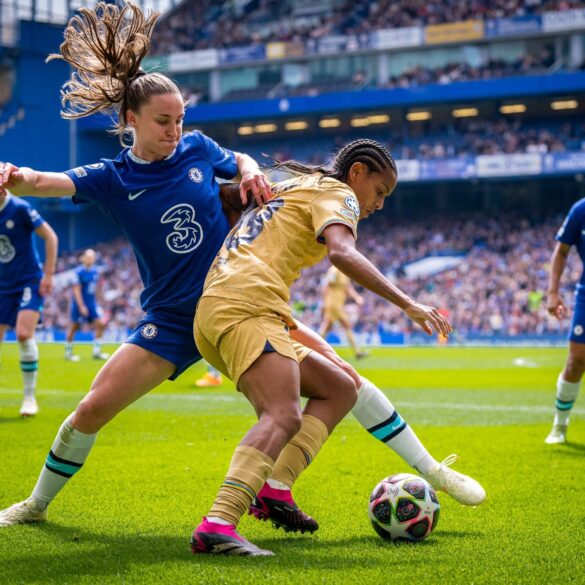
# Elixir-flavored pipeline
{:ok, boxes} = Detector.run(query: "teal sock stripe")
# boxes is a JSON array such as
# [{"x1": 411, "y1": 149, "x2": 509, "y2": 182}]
[
  {"x1": 20, "y1": 360, "x2": 38, "y2": 372},
  {"x1": 45, "y1": 450, "x2": 83, "y2": 478},
  {"x1": 223, "y1": 480, "x2": 256, "y2": 500},
  {"x1": 556, "y1": 399, "x2": 574, "y2": 411},
  {"x1": 368, "y1": 411, "x2": 407, "y2": 442}
]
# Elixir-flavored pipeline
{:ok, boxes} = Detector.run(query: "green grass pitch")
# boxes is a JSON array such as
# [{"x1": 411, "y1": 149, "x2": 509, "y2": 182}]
[{"x1": 0, "y1": 344, "x2": 584, "y2": 585}]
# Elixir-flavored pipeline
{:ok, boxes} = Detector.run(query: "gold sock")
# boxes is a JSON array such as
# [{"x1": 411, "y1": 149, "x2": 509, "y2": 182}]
[
  {"x1": 209, "y1": 445, "x2": 274, "y2": 526},
  {"x1": 271, "y1": 414, "x2": 329, "y2": 488}
]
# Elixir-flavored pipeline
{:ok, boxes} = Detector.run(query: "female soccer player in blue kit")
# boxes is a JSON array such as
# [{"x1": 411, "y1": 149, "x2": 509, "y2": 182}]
[
  {"x1": 0, "y1": 3, "x2": 485, "y2": 549},
  {"x1": 0, "y1": 192, "x2": 58, "y2": 416},
  {"x1": 64, "y1": 248, "x2": 109, "y2": 362},
  {"x1": 546, "y1": 198, "x2": 585, "y2": 443},
  {"x1": 0, "y1": 2, "x2": 272, "y2": 524}
]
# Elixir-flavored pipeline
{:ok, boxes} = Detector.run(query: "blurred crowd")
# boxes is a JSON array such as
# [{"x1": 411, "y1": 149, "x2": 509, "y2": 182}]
[
  {"x1": 40, "y1": 213, "x2": 579, "y2": 342},
  {"x1": 290, "y1": 213, "x2": 580, "y2": 342},
  {"x1": 41, "y1": 239, "x2": 144, "y2": 341},
  {"x1": 150, "y1": 0, "x2": 583, "y2": 54},
  {"x1": 384, "y1": 51, "x2": 556, "y2": 91}
]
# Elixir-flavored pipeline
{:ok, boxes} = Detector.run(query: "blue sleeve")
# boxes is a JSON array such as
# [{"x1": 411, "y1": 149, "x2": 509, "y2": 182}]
[
  {"x1": 557, "y1": 200, "x2": 585, "y2": 246},
  {"x1": 192, "y1": 131, "x2": 238, "y2": 180},
  {"x1": 65, "y1": 162, "x2": 112, "y2": 205},
  {"x1": 22, "y1": 202, "x2": 45, "y2": 231}
]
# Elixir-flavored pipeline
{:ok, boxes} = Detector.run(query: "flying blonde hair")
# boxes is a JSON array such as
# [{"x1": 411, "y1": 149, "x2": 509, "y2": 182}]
[{"x1": 47, "y1": 1, "x2": 179, "y2": 144}]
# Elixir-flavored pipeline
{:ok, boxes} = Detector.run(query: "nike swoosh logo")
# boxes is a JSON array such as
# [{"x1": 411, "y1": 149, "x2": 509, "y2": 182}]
[{"x1": 128, "y1": 189, "x2": 147, "y2": 200}]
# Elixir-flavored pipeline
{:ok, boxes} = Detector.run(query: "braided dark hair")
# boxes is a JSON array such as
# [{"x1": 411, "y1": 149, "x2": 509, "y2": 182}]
[{"x1": 264, "y1": 139, "x2": 397, "y2": 182}]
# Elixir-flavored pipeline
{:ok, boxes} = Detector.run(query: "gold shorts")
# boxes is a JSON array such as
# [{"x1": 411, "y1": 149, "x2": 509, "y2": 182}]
[
  {"x1": 323, "y1": 305, "x2": 346, "y2": 323},
  {"x1": 195, "y1": 296, "x2": 311, "y2": 388}
]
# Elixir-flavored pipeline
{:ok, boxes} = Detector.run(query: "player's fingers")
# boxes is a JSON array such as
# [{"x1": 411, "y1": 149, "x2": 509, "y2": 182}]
[
  {"x1": 239, "y1": 184, "x2": 249, "y2": 206},
  {"x1": 419, "y1": 319, "x2": 433, "y2": 336},
  {"x1": 260, "y1": 176, "x2": 272, "y2": 201},
  {"x1": 248, "y1": 178, "x2": 263, "y2": 206}
]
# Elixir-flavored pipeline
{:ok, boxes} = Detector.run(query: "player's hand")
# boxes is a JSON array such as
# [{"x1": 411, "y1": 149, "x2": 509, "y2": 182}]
[
  {"x1": 80, "y1": 305, "x2": 89, "y2": 317},
  {"x1": 404, "y1": 301, "x2": 452, "y2": 337},
  {"x1": 39, "y1": 274, "x2": 54, "y2": 297},
  {"x1": 0, "y1": 162, "x2": 27, "y2": 197},
  {"x1": 239, "y1": 170, "x2": 272, "y2": 208},
  {"x1": 547, "y1": 292, "x2": 567, "y2": 321}
]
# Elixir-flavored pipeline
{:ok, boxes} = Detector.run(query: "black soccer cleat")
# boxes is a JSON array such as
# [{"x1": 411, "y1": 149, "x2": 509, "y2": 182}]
[{"x1": 249, "y1": 484, "x2": 319, "y2": 534}]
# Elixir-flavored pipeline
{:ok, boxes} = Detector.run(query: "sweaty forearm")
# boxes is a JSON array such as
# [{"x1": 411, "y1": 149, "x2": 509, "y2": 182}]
[{"x1": 329, "y1": 246, "x2": 413, "y2": 310}]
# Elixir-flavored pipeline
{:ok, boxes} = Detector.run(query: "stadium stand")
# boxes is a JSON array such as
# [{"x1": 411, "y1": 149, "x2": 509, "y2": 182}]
[{"x1": 150, "y1": 0, "x2": 585, "y2": 53}]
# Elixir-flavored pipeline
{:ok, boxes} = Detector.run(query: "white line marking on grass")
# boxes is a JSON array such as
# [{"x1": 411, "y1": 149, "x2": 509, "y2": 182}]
[
  {"x1": 397, "y1": 401, "x2": 584, "y2": 415},
  {"x1": 513, "y1": 358, "x2": 539, "y2": 368},
  {"x1": 2, "y1": 389, "x2": 583, "y2": 415},
  {"x1": 0, "y1": 389, "x2": 240, "y2": 402}
]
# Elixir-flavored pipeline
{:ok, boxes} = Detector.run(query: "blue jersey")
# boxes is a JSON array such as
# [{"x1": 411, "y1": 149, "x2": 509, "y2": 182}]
[
  {"x1": 0, "y1": 195, "x2": 45, "y2": 295},
  {"x1": 66, "y1": 131, "x2": 237, "y2": 316},
  {"x1": 556, "y1": 197, "x2": 585, "y2": 298},
  {"x1": 73, "y1": 265, "x2": 99, "y2": 307}
]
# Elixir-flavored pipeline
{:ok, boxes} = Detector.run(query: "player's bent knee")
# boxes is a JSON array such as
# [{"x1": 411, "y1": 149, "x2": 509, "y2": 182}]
[
  {"x1": 74, "y1": 396, "x2": 112, "y2": 433},
  {"x1": 16, "y1": 331, "x2": 33, "y2": 343}
]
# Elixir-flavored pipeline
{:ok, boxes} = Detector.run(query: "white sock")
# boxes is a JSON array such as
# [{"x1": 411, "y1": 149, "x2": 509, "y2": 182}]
[
  {"x1": 206, "y1": 516, "x2": 232, "y2": 526},
  {"x1": 65, "y1": 342, "x2": 73, "y2": 356},
  {"x1": 554, "y1": 373, "x2": 581, "y2": 426},
  {"x1": 352, "y1": 378, "x2": 438, "y2": 475},
  {"x1": 93, "y1": 338, "x2": 103, "y2": 357},
  {"x1": 266, "y1": 478, "x2": 290, "y2": 491},
  {"x1": 19, "y1": 338, "x2": 38, "y2": 400},
  {"x1": 31, "y1": 413, "x2": 97, "y2": 509}
]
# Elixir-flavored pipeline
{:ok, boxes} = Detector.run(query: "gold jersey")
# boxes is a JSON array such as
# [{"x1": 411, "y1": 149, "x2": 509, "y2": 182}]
[
  {"x1": 202, "y1": 174, "x2": 360, "y2": 326},
  {"x1": 323, "y1": 266, "x2": 350, "y2": 308}
]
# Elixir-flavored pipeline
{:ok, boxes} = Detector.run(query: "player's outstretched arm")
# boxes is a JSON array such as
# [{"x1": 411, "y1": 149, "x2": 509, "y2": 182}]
[
  {"x1": 547, "y1": 241, "x2": 570, "y2": 320},
  {"x1": 0, "y1": 163, "x2": 75, "y2": 198},
  {"x1": 323, "y1": 223, "x2": 452, "y2": 337}
]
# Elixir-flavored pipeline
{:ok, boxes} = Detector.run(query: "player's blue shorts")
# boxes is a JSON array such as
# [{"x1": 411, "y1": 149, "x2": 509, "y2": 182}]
[
  {"x1": 569, "y1": 297, "x2": 585, "y2": 344},
  {"x1": 71, "y1": 302, "x2": 101, "y2": 323},
  {"x1": 125, "y1": 308, "x2": 201, "y2": 381},
  {"x1": 0, "y1": 282, "x2": 44, "y2": 328}
]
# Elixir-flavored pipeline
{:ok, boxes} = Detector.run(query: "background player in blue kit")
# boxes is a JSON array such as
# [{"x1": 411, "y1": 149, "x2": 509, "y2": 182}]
[
  {"x1": 65, "y1": 248, "x2": 109, "y2": 362},
  {"x1": 545, "y1": 198, "x2": 585, "y2": 444},
  {"x1": 0, "y1": 190, "x2": 58, "y2": 417},
  {"x1": 0, "y1": 2, "x2": 271, "y2": 525}
]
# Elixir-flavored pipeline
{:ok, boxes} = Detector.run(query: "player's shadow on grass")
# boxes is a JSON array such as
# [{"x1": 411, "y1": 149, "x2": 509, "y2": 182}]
[
  {"x1": 0, "y1": 415, "x2": 27, "y2": 424},
  {"x1": 0, "y1": 524, "x2": 475, "y2": 581},
  {"x1": 554, "y1": 441, "x2": 585, "y2": 453}
]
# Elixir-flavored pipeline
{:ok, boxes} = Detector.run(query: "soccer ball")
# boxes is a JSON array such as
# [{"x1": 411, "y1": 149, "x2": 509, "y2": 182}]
[{"x1": 368, "y1": 473, "x2": 440, "y2": 542}]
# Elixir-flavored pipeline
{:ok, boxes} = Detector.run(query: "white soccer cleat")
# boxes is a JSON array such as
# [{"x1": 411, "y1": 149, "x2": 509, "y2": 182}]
[
  {"x1": 0, "y1": 499, "x2": 47, "y2": 526},
  {"x1": 545, "y1": 424, "x2": 567, "y2": 444},
  {"x1": 65, "y1": 354, "x2": 81, "y2": 362},
  {"x1": 19, "y1": 396, "x2": 39, "y2": 417},
  {"x1": 92, "y1": 352, "x2": 110, "y2": 361},
  {"x1": 424, "y1": 454, "x2": 486, "y2": 506}
]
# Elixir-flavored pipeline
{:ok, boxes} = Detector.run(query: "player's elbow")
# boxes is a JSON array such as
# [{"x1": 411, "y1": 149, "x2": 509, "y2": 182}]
[{"x1": 327, "y1": 244, "x2": 354, "y2": 269}]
